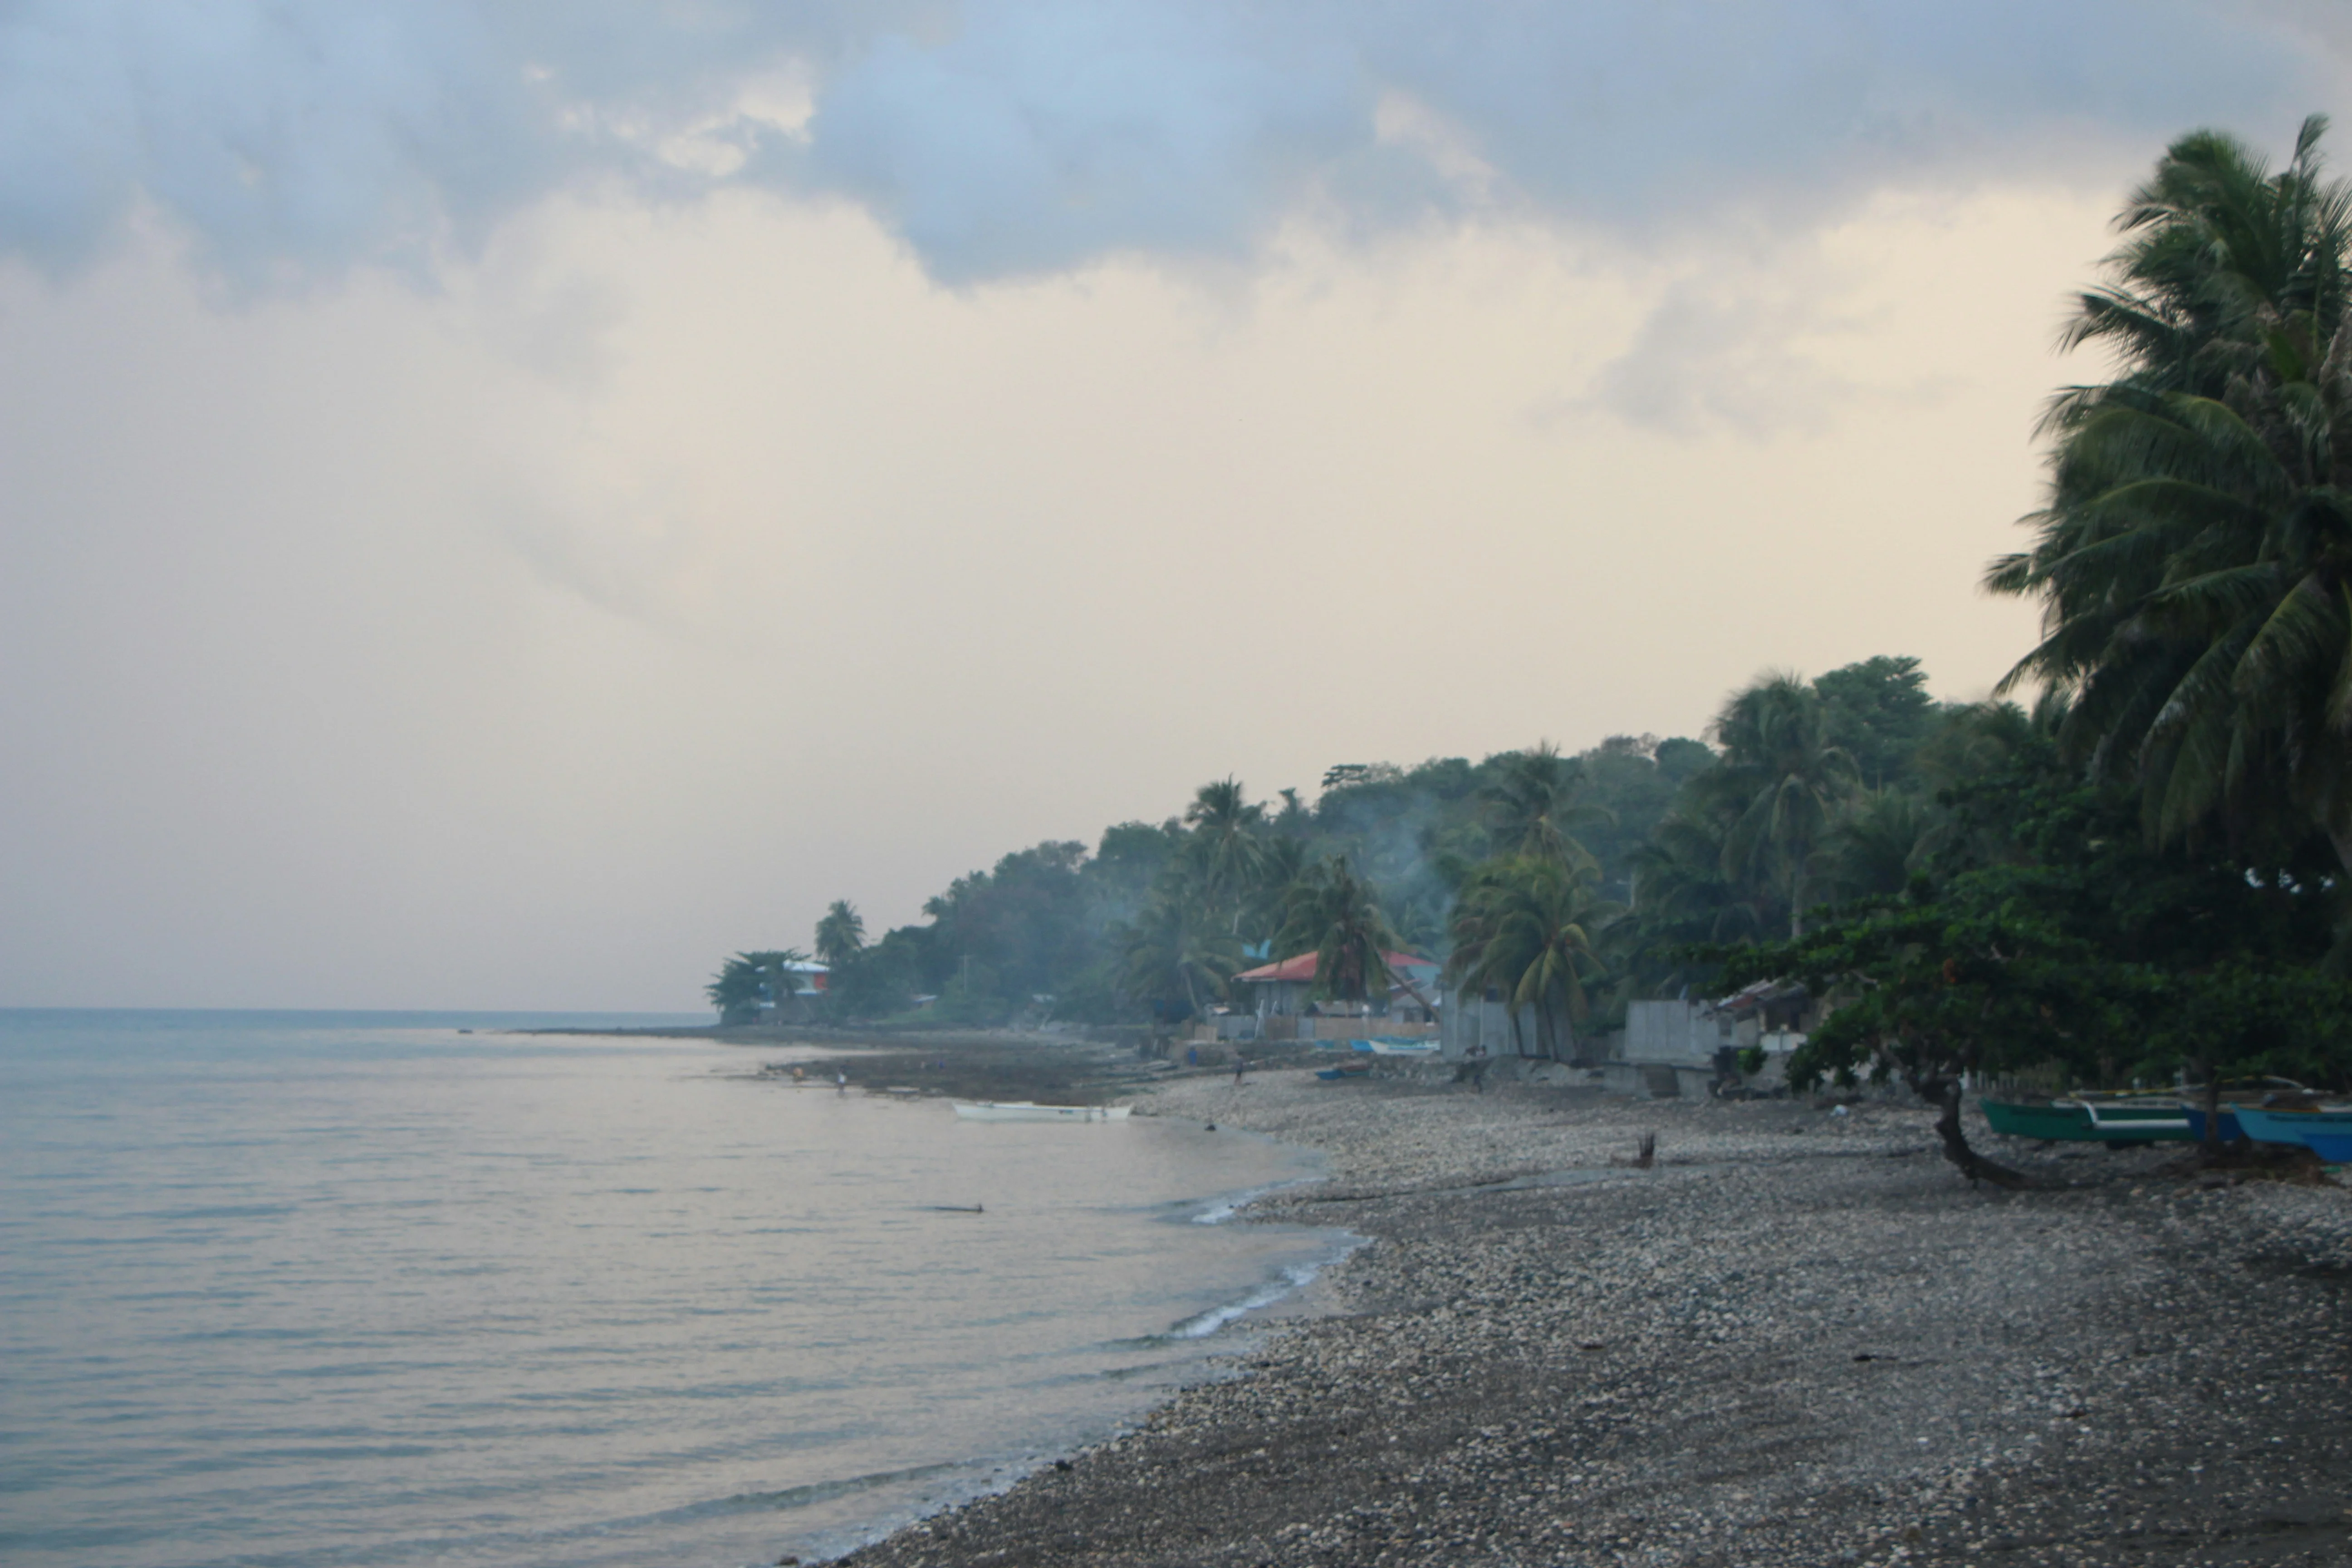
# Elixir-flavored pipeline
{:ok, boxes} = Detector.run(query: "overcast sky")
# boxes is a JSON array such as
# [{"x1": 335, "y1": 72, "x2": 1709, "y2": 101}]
[{"x1": 3, "y1": 2, "x2": 2348, "y2": 1010}]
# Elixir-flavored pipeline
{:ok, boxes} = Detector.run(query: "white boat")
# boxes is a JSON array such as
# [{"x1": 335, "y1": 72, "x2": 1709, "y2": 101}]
[{"x1": 951, "y1": 1100, "x2": 1132, "y2": 1122}]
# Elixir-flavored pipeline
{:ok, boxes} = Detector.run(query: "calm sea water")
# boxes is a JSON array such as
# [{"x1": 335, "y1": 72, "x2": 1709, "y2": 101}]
[{"x1": 0, "y1": 1012, "x2": 1341, "y2": 1567}]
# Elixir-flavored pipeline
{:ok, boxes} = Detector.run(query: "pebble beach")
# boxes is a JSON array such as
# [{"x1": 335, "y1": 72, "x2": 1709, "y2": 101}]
[{"x1": 833, "y1": 1065, "x2": 2352, "y2": 1568}]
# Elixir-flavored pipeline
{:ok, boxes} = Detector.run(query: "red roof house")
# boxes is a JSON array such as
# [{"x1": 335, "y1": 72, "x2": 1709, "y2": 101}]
[{"x1": 1233, "y1": 950, "x2": 1438, "y2": 1018}]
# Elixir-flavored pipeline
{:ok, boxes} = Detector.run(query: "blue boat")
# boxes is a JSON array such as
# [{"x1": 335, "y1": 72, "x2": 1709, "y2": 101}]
[
  {"x1": 2182, "y1": 1106, "x2": 2247, "y2": 1143},
  {"x1": 2232, "y1": 1106, "x2": 2352, "y2": 1162}
]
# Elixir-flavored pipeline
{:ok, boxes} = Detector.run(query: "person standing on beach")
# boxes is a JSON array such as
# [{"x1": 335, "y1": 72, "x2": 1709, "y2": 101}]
[
  {"x1": 1232, "y1": 1056, "x2": 1246, "y2": 1085},
  {"x1": 1465, "y1": 1041, "x2": 1490, "y2": 1093}
]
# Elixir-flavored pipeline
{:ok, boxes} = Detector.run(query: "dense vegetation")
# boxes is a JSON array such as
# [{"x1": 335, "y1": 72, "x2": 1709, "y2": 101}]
[
  {"x1": 713, "y1": 654, "x2": 2024, "y2": 1029},
  {"x1": 710, "y1": 119, "x2": 2352, "y2": 1140}
]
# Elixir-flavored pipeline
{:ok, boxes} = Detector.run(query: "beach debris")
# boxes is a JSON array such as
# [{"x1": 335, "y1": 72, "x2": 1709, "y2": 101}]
[{"x1": 1635, "y1": 1133, "x2": 1657, "y2": 1169}]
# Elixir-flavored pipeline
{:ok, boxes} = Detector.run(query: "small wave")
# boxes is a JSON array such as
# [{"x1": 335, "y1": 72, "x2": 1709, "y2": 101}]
[
  {"x1": 1165, "y1": 1255, "x2": 1335, "y2": 1339},
  {"x1": 711, "y1": 1460, "x2": 970, "y2": 1516},
  {"x1": 1190, "y1": 1175, "x2": 1318, "y2": 1225}
]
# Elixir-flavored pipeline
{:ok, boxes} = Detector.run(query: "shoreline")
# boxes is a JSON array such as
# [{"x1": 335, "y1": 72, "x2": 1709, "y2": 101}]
[
  {"x1": 827, "y1": 1068, "x2": 2352, "y2": 1567},
  {"x1": 535, "y1": 1023, "x2": 1186, "y2": 1107}
]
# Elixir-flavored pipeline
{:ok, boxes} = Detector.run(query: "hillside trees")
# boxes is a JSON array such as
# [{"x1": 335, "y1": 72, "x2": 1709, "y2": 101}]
[
  {"x1": 705, "y1": 949, "x2": 813, "y2": 1026},
  {"x1": 814, "y1": 901, "x2": 865, "y2": 967},
  {"x1": 1275, "y1": 856, "x2": 1405, "y2": 1009},
  {"x1": 710, "y1": 661, "x2": 2054, "y2": 1031},
  {"x1": 1448, "y1": 856, "x2": 1621, "y2": 1059},
  {"x1": 1718, "y1": 740, "x2": 2351, "y2": 1182},
  {"x1": 1697, "y1": 674, "x2": 1861, "y2": 938},
  {"x1": 1118, "y1": 881, "x2": 1243, "y2": 1019},
  {"x1": 1478, "y1": 743, "x2": 1606, "y2": 867}
]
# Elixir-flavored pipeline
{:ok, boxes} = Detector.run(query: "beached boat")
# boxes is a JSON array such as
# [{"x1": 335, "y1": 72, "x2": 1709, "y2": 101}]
[
  {"x1": 1348, "y1": 1038, "x2": 1441, "y2": 1056},
  {"x1": 2180, "y1": 1081, "x2": 2323, "y2": 1145},
  {"x1": 2230, "y1": 1105, "x2": 2352, "y2": 1161},
  {"x1": 1980, "y1": 1096, "x2": 2193, "y2": 1144},
  {"x1": 1315, "y1": 1063, "x2": 1372, "y2": 1081},
  {"x1": 950, "y1": 1100, "x2": 1132, "y2": 1123},
  {"x1": 2182, "y1": 1106, "x2": 2248, "y2": 1143}
]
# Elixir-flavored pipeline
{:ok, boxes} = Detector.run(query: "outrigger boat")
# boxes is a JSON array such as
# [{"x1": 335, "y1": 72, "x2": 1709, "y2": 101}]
[
  {"x1": 2230, "y1": 1105, "x2": 2352, "y2": 1162},
  {"x1": 1980, "y1": 1094, "x2": 2194, "y2": 1145},
  {"x1": 950, "y1": 1100, "x2": 1132, "y2": 1123},
  {"x1": 1984, "y1": 1077, "x2": 2332, "y2": 1148},
  {"x1": 2180, "y1": 1079, "x2": 2323, "y2": 1146},
  {"x1": 1349, "y1": 1038, "x2": 1441, "y2": 1056}
]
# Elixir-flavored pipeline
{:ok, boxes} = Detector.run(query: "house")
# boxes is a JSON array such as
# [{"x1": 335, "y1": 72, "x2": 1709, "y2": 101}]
[
  {"x1": 1231, "y1": 950, "x2": 1440, "y2": 1021},
  {"x1": 760, "y1": 959, "x2": 830, "y2": 1023},
  {"x1": 1600, "y1": 983, "x2": 1813, "y2": 1097}
]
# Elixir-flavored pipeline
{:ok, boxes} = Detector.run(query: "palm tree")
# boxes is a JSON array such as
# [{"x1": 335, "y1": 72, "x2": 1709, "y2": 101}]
[
  {"x1": 1697, "y1": 675, "x2": 1858, "y2": 936},
  {"x1": 1478, "y1": 742, "x2": 1604, "y2": 868},
  {"x1": 1275, "y1": 856, "x2": 1402, "y2": 1009},
  {"x1": 1821, "y1": 788, "x2": 1931, "y2": 902},
  {"x1": 813, "y1": 901, "x2": 866, "y2": 968},
  {"x1": 706, "y1": 954, "x2": 767, "y2": 1024},
  {"x1": 1447, "y1": 857, "x2": 1621, "y2": 1059},
  {"x1": 1184, "y1": 777, "x2": 1269, "y2": 924},
  {"x1": 1117, "y1": 880, "x2": 1240, "y2": 1020},
  {"x1": 706, "y1": 949, "x2": 810, "y2": 1024},
  {"x1": 1629, "y1": 812, "x2": 1774, "y2": 940},
  {"x1": 1240, "y1": 833, "x2": 1308, "y2": 946},
  {"x1": 1991, "y1": 115, "x2": 2352, "y2": 870}
]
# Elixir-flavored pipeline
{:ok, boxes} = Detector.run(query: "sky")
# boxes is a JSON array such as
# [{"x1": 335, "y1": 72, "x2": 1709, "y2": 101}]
[{"x1": 3, "y1": 2, "x2": 2349, "y2": 1011}]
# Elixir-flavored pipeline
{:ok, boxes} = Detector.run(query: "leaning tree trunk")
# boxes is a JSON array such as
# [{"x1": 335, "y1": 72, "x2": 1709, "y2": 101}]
[
  {"x1": 1909, "y1": 1070, "x2": 2028, "y2": 1189},
  {"x1": 2199, "y1": 1060, "x2": 2225, "y2": 1162}
]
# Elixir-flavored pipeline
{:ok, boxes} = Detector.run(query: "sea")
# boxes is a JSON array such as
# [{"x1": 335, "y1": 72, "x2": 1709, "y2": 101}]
[{"x1": 0, "y1": 1011, "x2": 1347, "y2": 1568}]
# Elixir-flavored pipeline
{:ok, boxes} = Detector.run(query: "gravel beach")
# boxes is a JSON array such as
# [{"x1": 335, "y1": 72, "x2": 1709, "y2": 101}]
[{"x1": 832, "y1": 1065, "x2": 2352, "y2": 1567}]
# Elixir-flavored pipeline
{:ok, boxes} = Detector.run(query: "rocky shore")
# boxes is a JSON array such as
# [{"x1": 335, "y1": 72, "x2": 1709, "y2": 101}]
[{"x1": 832, "y1": 1066, "x2": 2352, "y2": 1567}]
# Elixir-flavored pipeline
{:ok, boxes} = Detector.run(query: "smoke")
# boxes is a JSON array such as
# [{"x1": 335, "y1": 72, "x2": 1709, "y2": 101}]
[{"x1": 0, "y1": 0, "x2": 2338, "y2": 289}]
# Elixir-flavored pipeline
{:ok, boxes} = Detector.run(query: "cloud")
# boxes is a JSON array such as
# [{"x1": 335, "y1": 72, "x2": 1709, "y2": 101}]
[{"x1": 0, "y1": 0, "x2": 2342, "y2": 292}]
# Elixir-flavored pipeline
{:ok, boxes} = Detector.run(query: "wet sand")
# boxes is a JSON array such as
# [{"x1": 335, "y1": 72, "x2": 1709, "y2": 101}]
[{"x1": 830, "y1": 1066, "x2": 2352, "y2": 1567}]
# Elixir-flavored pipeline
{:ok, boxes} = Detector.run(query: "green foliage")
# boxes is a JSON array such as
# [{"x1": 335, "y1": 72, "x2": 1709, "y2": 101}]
[
  {"x1": 813, "y1": 900, "x2": 865, "y2": 968},
  {"x1": 1716, "y1": 748, "x2": 2352, "y2": 1096},
  {"x1": 707, "y1": 655, "x2": 2089, "y2": 1032},
  {"x1": 1477, "y1": 743, "x2": 1605, "y2": 868},
  {"x1": 1448, "y1": 856, "x2": 1621, "y2": 1058},
  {"x1": 1577, "y1": 735, "x2": 1709, "y2": 895},
  {"x1": 1815, "y1": 655, "x2": 1940, "y2": 789},
  {"x1": 1275, "y1": 856, "x2": 1403, "y2": 1005},
  {"x1": 1089, "y1": 820, "x2": 1183, "y2": 916},
  {"x1": 824, "y1": 931, "x2": 922, "y2": 1019},
  {"x1": 918, "y1": 841, "x2": 1095, "y2": 1003},
  {"x1": 706, "y1": 953, "x2": 769, "y2": 1024},
  {"x1": 1993, "y1": 115, "x2": 2352, "y2": 870},
  {"x1": 704, "y1": 950, "x2": 812, "y2": 1025},
  {"x1": 1117, "y1": 880, "x2": 1241, "y2": 1020},
  {"x1": 1184, "y1": 778, "x2": 1269, "y2": 906}
]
